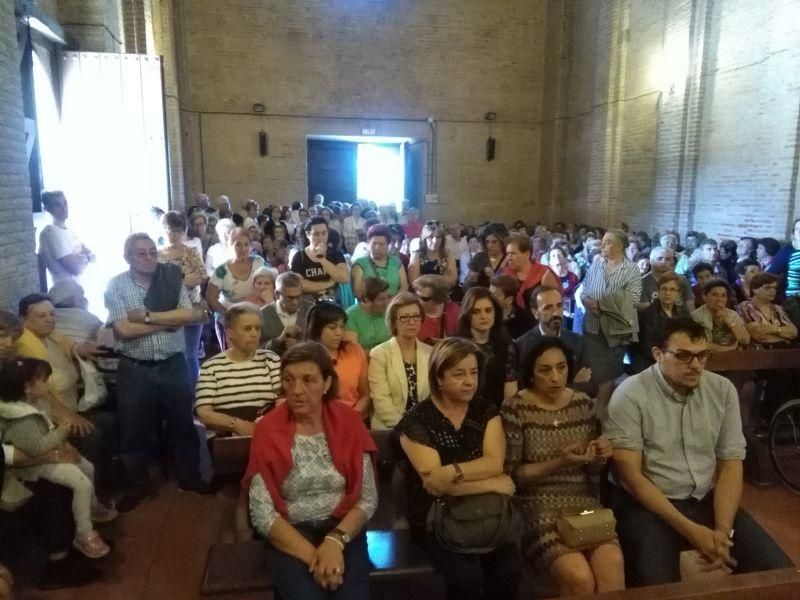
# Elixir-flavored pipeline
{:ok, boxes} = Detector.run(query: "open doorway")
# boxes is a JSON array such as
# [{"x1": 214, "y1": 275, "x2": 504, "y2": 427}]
[{"x1": 307, "y1": 135, "x2": 421, "y2": 213}]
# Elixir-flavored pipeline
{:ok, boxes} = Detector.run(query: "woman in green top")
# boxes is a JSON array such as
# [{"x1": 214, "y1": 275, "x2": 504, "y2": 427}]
[
  {"x1": 351, "y1": 225, "x2": 408, "y2": 298},
  {"x1": 345, "y1": 277, "x2": 391, "y2": 351}
]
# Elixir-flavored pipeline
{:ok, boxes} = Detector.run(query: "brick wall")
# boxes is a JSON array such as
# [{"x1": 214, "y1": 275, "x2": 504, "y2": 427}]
[
  {"x1": 173, "y1": 0, "x2": 552, "y2": 223},
  {"x1": 0, "y1": 0, "x2": 40, "y2": 310},
  {"x1": 551, "y1": 0, "x2": 800, "y2": 240},
  {"x1": 56, "y1": 0, "x2": 124, "y2": 52}
]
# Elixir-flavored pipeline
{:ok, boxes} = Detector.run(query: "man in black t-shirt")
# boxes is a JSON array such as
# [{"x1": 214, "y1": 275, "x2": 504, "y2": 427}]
[{"x1": 289, "y1": 216, "x2": 349, "y2": 300}]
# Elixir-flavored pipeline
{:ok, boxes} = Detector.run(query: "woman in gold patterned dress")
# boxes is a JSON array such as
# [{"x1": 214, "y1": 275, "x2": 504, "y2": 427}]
[{"x1": 501, "y1": 337, "x2": 625, "y2": 595}]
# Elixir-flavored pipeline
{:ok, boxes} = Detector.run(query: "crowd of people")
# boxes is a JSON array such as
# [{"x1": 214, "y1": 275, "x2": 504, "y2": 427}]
[{"x1": 0, "y1": 188, "x2": 798, "y2": 598}]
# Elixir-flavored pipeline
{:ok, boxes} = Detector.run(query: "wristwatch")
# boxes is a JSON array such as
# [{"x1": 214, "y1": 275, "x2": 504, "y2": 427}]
[
  {"x1": 331, "y1": 528, "x2": 351, "y2": 545},
  {"x1": 144, "y1": 311, "x2": 152, "y2": 324},
  {"x1": 452, "y1": 463, "x2": 464, "y2": 484}
]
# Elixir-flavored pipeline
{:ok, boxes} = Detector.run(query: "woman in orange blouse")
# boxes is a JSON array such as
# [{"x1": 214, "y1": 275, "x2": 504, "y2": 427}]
[{"x1": 305, "y1": 302, "x2": 370, "y2": 418}]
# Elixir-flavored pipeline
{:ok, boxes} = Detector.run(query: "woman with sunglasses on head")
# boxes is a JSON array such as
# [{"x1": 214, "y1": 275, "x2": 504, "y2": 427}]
[
  {"x1": 457, "y1": 287, "x2": 518, "y2": 408},
  {"x1": 304, "y1": 302, "x2": 370, "y2": 419},
  {"x1": 412, "y1": 275, "x2": 460, "y2": 345},
  {"x1": 465, "y1": 223, "x2": 509, "y2": 291},
  {"x1": 408, "y1": 221, "x2": 458, "y2": 290},
  {"x1": 368, "y1": 293, "x2": 432, "y2": 430}
]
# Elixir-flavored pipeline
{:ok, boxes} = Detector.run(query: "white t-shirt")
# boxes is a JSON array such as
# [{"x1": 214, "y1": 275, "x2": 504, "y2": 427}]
[{"x1": 39, "y1": 224, "x2": 81, "y2": 282}]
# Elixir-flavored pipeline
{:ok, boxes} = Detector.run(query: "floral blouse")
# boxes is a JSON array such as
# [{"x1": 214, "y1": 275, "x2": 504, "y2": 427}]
[{"x1": 158, "y1": 245, "x2": 206, "y2": 305}]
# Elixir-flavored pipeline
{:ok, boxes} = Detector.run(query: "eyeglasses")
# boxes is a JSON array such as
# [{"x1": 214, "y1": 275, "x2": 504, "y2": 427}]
[
  {"x1": 663, "y1": 349, "x2": 713, "y2": 365},
  {"x1": 415, "y1": 293, "x2": 433, "y2": 302},
  {"x1": 397, "y1": 314, "x2": 422, "y2": 324}
]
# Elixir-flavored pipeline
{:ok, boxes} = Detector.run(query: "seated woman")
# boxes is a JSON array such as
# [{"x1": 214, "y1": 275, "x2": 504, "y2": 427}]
[
  {"x1": 244, "y1": 342, "x2": 378, "y2": 599},
  {"x1": 396, "y1": 338, "x2": 523, "y2": 600},
  {"x1": 251, "y1": 266, "x2": 278, "y2": 306},
  {"x1": 195, "y1": 303, "x2": 281, "y2": 436},
  {"x1": 408, "y1": 221, "x2": 458, "y2": 290},
  {"x1": 634, "y1": 273, "x2": 691, "y2": 373},
  {"x1": 305, "y1": 303, "x2": 370, "y2": 418},
  {"x1": 344, "y1": 277, "x2": 391, "y2": 351},
  {"x1": 351, "y1": 224, "x2": 408, "y2": 298},
  {"x1": 413, "y1": 274, "x2": 460, "y2": 345},
  {"x1": 368, "y1": 293, "x2": 432, "y2": 430},
  {"x1": 502, "y1": 338, "x2": 623, "y2": 595},
  {"x1": 548, "y1": 246, "x2": 579, "y2": 301},
  {"x1": 456, "y1": 287, "x2": 518, "y2": 408},
  {"x1": 691, "y1": 279, "x2": 750, "y2": 352}
]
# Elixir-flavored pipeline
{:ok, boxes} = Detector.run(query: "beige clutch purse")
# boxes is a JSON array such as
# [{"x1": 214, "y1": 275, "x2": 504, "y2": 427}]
[{"x1": 556, "y1": 508, "x2": 617, "y2": 550}]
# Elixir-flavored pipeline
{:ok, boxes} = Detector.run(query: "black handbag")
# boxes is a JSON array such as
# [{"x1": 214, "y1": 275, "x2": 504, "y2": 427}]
[{"x1": 426, "y1": 492, "x2": 523, "y2": 554}]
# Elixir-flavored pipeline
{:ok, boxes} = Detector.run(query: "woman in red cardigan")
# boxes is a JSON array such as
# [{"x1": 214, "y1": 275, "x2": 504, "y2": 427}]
[{"x1": 242, "y1": 342, "x2": 377, "y2": 598}]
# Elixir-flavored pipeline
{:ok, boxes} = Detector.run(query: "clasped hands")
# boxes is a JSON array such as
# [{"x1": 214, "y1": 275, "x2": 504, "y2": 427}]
[
  {"x1": 686, "y1": 524, "x2": 737, "y2": 574},
  {"x1": 308, "y1": 538, "x2": 345, "y2": 590},
  {"x1": 561, "y1": 435, "x2": 613, "y2": 466}
]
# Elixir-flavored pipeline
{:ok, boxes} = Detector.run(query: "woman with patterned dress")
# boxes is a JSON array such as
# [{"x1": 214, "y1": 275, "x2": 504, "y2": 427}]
[{"x1": 502, "y1": 337, "x2": 624, "y2": 596}]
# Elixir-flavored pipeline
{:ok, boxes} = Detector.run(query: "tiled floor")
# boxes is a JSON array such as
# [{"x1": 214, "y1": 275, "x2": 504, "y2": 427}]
[{"x1": 11, "y1": 481, "x2": 800, "y2": 600}]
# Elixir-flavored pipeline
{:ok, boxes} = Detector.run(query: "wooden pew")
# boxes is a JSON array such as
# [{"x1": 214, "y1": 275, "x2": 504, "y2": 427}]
[
  {"x1": 562, "y1": 567, "x2": 800, "y2": 599},
  {"x1": 209, "y1": 435, "x2": 252, "y2": 476},
  {"x1": 706, "y1": 348, "x2": 800, "y2": 487}
]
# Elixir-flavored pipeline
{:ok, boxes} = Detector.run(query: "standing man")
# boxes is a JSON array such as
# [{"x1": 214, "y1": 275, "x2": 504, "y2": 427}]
[
  {"x1": 604, "y1": 318, "x2": 792, "y2": 586},
  {"x1": 105, "y1": 234, "x2": 209, "y2": 500},
  {"x1": 38, "y1": 191, "x2": 94, "y2": 283},
  {"x1": 259, "y1": 272, "x2": 314, "y2": 355}
]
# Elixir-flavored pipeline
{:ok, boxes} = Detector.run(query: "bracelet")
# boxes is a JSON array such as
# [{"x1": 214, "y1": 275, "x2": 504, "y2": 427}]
[{"x1": 324, "y1": 535, "x2": 344, "y2": 551}]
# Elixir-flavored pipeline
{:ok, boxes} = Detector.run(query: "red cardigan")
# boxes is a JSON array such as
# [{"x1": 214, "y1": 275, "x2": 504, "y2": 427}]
[{"x1": 242, "y1": 400, "x2": 377, "y2": 520}]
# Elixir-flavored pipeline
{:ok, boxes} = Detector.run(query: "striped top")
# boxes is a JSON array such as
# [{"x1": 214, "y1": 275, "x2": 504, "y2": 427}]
[
  {"x1": 580, "y1": 257, "x2": 642, "y2": 335},
  {"x1": 195, "y1": 349, "x2": 281, "y2": 412},
  {"x1": 786, "y1": 246, "x2": 800, "y2": 297}
]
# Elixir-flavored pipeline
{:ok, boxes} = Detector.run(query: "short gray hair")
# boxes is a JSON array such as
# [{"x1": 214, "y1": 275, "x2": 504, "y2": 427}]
[
  {"x1": 215, "y1": 218, "x2": 235, "y2": 241},
  {"x1": 123, "y1": 233, "x2": 154, "y2": 260},
  {"x1": 252, "y1": 266, "x2": 278, "y2": 284},
  {"x1": 276, "y1": 272, "x2": 302, "y2": 290},
  {"x1": 223, "y1": 301, "x2": 262, "y2": 329}
]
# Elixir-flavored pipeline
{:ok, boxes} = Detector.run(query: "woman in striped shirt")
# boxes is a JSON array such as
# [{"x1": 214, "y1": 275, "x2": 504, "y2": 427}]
[
  {"x1": 195, "y1": 302, "x2": 281, "y2": 436},
  {"x1": 580, "y1": 229, "x2": 642, "y2": 415}
]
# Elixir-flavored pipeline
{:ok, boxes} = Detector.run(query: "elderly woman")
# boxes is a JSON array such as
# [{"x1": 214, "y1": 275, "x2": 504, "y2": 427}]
[
  {"x1": 205, "y1": 218, "x2": 237, "y2": 276},
  {"x1": 456, "y1": 287, "x2": 518, "y2": 408},
  {"x1": 195, "y1": 303, "x2": 281, "y2": 436},
  {"x1": 188, "y1": 210, "x2": 215, "y2": 260},
  {"x1": 305, "y1": 303, "x2": 370, "y2": 418},
  {"x1": 368, "y1": 293, "x2": 432, "y2": 430},
  {"x1": 251, "y1": 266, "x2": 278, "y2": 306},
  {"x1": 345, "y1": 277, "x2": 391, "y2": 351},
  {"x1": 502, "y1": 233, "x2": 559, "y2": 310},
  {"x1": 578, "y1": 229, "x2": 642, "y2": 413},
  {"x1": 548, "y1": 246, "x2": 579, "y2": 300},
  {"x1": 290, "y1": 217, "x2": 349, "y2": 302},
  {"x1": 634, "y1": 273, "x2": 691, "y2": 373},
  {"x1": 243, "y1": 342, "x2": 378, "y2": 599},
  {"x1": 397, "y1": 338, "x2": 523, "y2": 600},
  {"x1": 691, "y1": 279, "x2": 750, "y2": 352},
  {"x1": 413, "y1": 274, "x2": 460, "y2": 345},
  {"x1": 465, "y1": 223, "x2": 508, "y2": 290},
  {"x1": 160, "y1": 211, "x2": 209, "y2": 385},
  {"x1": 408, "y1": 220, "x2": 458, "y2": 290},
  {"x1": 502, "y1": 338, "x2": 622, "y2": 595},
  {"x1": 351, "y1": 224, "x2": 408, "y2": 298}
]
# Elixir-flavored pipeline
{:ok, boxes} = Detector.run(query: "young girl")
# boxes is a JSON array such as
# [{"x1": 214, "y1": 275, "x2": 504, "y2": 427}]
[{"x1": 0, "y1": 358, "x2": 116, "y2": 558}]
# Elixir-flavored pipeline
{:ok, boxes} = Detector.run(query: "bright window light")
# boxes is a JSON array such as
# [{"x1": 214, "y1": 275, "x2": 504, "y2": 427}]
[{"x1": 357, "y1": 144, "x2": 405, "y2": 212}]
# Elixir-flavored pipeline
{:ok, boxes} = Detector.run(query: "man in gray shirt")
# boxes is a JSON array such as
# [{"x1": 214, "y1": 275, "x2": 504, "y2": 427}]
[{"x1": 603, "y1": 318, "x2": 791, "y2": 586}]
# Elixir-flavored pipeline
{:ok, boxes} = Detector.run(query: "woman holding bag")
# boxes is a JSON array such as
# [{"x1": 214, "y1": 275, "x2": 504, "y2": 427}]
[
  {"x1": 501, "y1": 337, "x2": 624, "y2": 595},
  {"x1": 396, "y1": 338, "x2": 522, "y2": 600}
]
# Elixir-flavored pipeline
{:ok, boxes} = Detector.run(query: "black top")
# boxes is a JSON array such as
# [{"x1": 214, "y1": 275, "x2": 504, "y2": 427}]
[
  {"x1": 290, "y1": 248, "x2": 346, "y2": 285},
  {"x1": 396, "y1": 399, "x2": 498, "y2": 530},
  {"x1": 467, "y1": 251, "x2": 504, "y2": 289},
  {"x1": 504, "y1": 305, "x2": 535, "y2": 340},
  {"x1": 475, "y1": 339, "x2": 517, "y2": 409}
]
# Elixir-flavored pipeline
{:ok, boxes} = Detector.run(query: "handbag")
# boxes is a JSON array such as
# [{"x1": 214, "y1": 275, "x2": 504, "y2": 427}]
[
  {"x1": 426, "y1": 492, "x2": 523, "y2": 554},
  {"x1": 556, "y1": 508, "x2": 616, "y2": 550}
]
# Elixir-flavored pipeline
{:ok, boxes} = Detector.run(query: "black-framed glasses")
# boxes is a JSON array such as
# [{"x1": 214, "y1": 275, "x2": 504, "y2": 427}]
[
  {"x1": 397, "y1": 314, "x2": 423, "y2": 324},
  {"x1": 663, "y1": 349, "x2": 713, "y2": 365}
]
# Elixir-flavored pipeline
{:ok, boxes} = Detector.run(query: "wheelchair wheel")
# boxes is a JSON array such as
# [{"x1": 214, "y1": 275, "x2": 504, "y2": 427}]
[{"x1": 769, "y1": 399, "x2": 800, "y2": 494}]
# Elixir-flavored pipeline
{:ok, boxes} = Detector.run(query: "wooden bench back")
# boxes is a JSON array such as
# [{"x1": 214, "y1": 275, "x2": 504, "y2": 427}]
[{"x1": 708, "y1": 348, "x2": 800, "y2": 372}]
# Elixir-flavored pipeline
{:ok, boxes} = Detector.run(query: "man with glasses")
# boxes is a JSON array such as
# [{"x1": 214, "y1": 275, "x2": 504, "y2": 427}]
[
  {"x1": 260, "y1": 272, "x2": 313, "y2": 355},
  {"x1": 603, "y1": 318, "x2": 791, "y2": 586}
]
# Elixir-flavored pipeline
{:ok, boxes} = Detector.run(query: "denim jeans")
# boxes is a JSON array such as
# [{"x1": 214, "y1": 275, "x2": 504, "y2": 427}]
[
  {"x1": 611, "y1": 486, "x2": 793, "y2": 587},
  {"x1": 117, "y1": 353, "x2": 200, "y2": 486},
  {"x1": 183, "y1": 323, "x2": 203, "y2": 389},
  {"x1": 263, "y1": 519, "x2": 370, "y2": 600}
]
